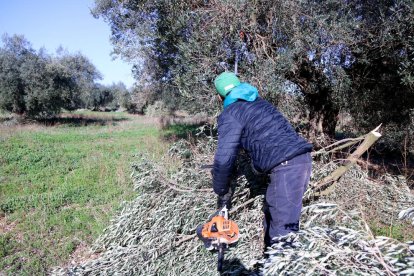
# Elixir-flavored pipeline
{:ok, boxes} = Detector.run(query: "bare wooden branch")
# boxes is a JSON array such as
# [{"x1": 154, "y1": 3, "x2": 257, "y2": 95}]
[
  {"x1": 229, "y1": 197, "x2": 257, "y2": 215},
  {"x1": 310, "y1": 125, "x2": 382, "y2": 197},
  {"x1": 152, "y1": 163, "x2": 212, "y2": 193},
  {"x1": 160, "y1": 175, "x2": 212, "y2": 193},
  {"x1": 312, "y1": 136, "x2": 365, "y2": 156}
]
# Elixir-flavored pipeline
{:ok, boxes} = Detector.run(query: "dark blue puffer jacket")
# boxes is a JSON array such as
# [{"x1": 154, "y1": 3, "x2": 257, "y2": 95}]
[{"x1": 213, "y1": 98, "x2": 313, "y2": 196}]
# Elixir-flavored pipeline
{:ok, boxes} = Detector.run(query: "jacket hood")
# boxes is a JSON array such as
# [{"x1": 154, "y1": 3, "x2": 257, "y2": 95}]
[{"x1": 223, "y1": 83, "x2": 259, "y2": 108}]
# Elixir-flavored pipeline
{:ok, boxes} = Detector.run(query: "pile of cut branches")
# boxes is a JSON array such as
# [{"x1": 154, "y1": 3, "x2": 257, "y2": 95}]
[{"x1": 53, "y1": 137, "x2": 414, "y2": 275}]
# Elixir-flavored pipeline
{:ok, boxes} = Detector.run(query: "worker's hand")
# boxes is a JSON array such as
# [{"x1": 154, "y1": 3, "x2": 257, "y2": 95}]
[
  {"x1": 196, "y1": 224, "x2": 215, "y2": 251},
  {"x1": 217, "y1": 187, "x2": 232, "y2": 209}
]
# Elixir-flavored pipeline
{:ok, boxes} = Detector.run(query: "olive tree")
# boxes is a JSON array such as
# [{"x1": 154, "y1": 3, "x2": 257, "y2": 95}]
[
  {"x1": 93, "y1": 0, "x2": 414, "y2": 141},
  {"x1": 0, "y1": 34, "x2": 102, "y2": 118}
]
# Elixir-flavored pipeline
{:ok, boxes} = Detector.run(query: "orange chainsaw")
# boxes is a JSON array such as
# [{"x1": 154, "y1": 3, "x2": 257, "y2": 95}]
[{"x1": 196, "y1": 206, "x2": 239, "y2": 272}]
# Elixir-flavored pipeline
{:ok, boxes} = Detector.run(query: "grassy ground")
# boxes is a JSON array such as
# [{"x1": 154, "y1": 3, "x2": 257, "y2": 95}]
[{"x1": 0, "y1": 111, "x2": 168, "y2": 275}]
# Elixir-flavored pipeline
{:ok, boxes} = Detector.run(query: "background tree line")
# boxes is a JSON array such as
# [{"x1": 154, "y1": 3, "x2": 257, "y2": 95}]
[
  {"x1": 0, "y1": 33, "x2": 132, "y2": 118},
  {"x1": 93, "y1": 0, "x2": 414, "y2": 153}
]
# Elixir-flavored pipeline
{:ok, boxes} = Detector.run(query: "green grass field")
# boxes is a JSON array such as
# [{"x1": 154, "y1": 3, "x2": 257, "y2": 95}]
[{"x1": 0, "y1": 111, "x2": 168, "y2": 275}]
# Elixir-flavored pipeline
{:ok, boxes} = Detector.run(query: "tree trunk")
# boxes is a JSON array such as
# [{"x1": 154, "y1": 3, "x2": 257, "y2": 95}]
[
  {"x1": 286, "y1": 56, "x2": 339, "y2": 141},
  {"x1": 306, "y1": 89, "x2": 339, "y2": 141}
]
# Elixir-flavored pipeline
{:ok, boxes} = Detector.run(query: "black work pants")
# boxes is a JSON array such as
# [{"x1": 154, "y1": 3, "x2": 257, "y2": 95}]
[{"x1": 263, "y1": 152, "x2": 312, "y2": 247}]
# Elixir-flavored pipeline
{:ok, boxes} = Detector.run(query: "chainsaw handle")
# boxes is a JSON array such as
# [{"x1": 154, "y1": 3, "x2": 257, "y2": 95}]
[{"x1": 217, "y1": 245, "x2": 225, "y2": 272}]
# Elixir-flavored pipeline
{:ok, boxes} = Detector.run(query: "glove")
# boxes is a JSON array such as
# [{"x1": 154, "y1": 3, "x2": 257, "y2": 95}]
[
  {"x1": 196, "y1": 224, "x2": 214, "y2": 251},
  {"x1": 217, "y1": 187, "x2": 232, "y2": 209}
]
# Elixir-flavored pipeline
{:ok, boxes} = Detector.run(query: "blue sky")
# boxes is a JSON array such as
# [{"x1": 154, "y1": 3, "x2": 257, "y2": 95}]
[{"x1": 0, "y1": 0, "x2": 135, "y2": 88}]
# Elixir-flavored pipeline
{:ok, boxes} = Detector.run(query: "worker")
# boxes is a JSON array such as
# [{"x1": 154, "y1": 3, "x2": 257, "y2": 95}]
[{"x1": 212, "y1": 71, "x2": 313, "y2": 248}]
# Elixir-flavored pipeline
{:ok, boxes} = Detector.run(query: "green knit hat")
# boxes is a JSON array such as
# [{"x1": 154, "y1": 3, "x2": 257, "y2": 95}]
[{"x1": 214, "y1": 72, "x2": 241, "y2": 97}]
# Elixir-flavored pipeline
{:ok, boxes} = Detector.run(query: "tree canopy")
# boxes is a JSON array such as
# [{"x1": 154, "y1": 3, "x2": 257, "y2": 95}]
[
  {"x1": 93, "y1": 0, "x2": 414, "y2": 143},
  {"x1": 0, "y1": 34, "x2": 129, "y2": 118}
]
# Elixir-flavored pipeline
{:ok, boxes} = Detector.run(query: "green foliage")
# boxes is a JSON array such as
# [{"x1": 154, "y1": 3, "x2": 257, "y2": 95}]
[
  {"x1": 399, "y1": 35, "x2": 414, "y2": 89},
  {"x1": 162, "y1": 123, "x2": 204, "y2": 140},
  {"x1": 343, "y1": 1, "x2": 414, "y2": 133},
  {"x1": 56, "y1": 48, "x2": 103, "y2": 111},
  {"x1": 0, "y1": 34, "x2": 103, "y2": 118},
  {"x1": 0, "y1": 234, "x2": 16, "y2": 258},
  {"x1": 0, "y1": 34, "x2": 32, "y2": 115},
  {"x1": 0, "y1": 111, "x2": 167, "y2": 274},
  {"x1": 144, "y1": 100, "x2": 171, "y2": 117},
  {"x1": 93, "y1": 0, "x2": 414, "y2": 143},
  {"x1": 370, "y1": 220, "x2": 414, "y2": 242},
  {"x1": 83, "y1": 82, "x2": 129, "y2": 112},
  {"x1": 122, "y1": 85, "x2": 158, "y2": 114},
  {"x1": 53, "y1": 139, "x2": 414, "y2": 275}
]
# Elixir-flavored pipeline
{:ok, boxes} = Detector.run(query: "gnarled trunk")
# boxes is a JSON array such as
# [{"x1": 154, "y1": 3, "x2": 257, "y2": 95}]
[
  {"x1": 306, "y1": 90, "x2": 339, "y2": 141},
  {"x1": 286, "y1": 57, "x2": 339, "y2": 142}
]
